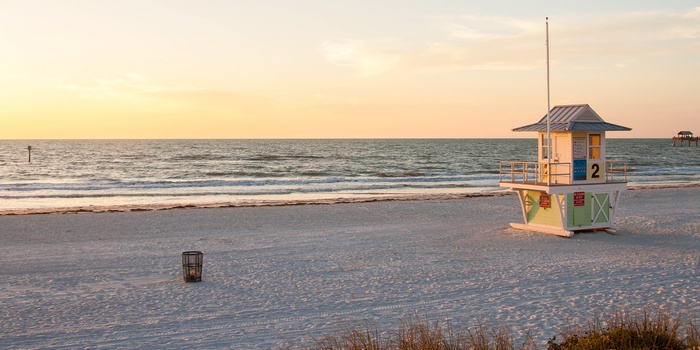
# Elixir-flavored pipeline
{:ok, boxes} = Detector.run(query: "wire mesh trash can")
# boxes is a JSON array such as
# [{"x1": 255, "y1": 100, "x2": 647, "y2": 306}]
[{"x1": 182, "y1": 251, "x2": 203, "y2": 283}]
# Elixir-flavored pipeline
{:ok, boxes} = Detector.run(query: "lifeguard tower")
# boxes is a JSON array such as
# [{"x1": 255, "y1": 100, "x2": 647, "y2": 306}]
[{"x1": 499, "y1": 104, "x2": 631, "y2": 237}]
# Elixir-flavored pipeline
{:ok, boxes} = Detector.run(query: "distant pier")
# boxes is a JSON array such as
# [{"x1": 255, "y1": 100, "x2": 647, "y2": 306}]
[{"x1": 672, "y1": 131, "x2": 698, "y2": 147}]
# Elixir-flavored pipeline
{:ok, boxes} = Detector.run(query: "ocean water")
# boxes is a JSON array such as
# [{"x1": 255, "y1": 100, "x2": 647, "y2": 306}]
[{"x1": 0, "y1": 139, "x2": 697, "y2": 212}]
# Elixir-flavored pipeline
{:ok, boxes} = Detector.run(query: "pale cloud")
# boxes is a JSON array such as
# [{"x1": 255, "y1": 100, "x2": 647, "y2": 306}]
[
  {"x1": 683, "y1": 6, "x2": 700, "y2": 19},
  {"x1": 280, "y1": 93, "x2": 361, "y2": 108},
  {"x1": 321, "y1": 40, "x2": 402, "y2": 77},
  {"x1": 615, "y1": 60, "x2": 633, "y2": 68},
  {"x1": 59, "y1": 73, "x2": 328, "y2": 113},
  {"x1": 537, "y1": 9, "x2": 700, "y2": 56},
  {"x1": 124, "y1": 72, "x2": 149, "y2": 83},
  {"x1": 417, "y1": 15, "x2": 542, "y2": 71},
  {"x1": 321, "y1": 14, "x2": 544, "y2": 75},
  {"x1": 60, "y1": 73, "x2": 160, "y2": 100},
  {"x1": 322, "y1": 8, "x2": 700, "y2": 75},
  {"x1": 442, "y1": 15, "x2": 538, "y2": 40},
  {"x1": 669, "y1": 6, "x2": 700, "y2": 38},
  {"x1": 145, "y1": 88, "x2": 269, "y2": 110}
]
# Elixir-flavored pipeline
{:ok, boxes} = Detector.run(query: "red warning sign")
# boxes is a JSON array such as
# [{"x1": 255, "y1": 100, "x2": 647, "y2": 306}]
[
  {"x1": 539, "y1": 193, "x2": 550, "y2": 208},
  {"x1": 574, "y1": 192, "x2": 586, "y2": 206}
]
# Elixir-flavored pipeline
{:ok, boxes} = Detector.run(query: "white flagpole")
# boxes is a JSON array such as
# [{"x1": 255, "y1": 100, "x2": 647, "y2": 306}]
[{"x1": 546, "y1": 17, "x2": 552, "y2": 186}]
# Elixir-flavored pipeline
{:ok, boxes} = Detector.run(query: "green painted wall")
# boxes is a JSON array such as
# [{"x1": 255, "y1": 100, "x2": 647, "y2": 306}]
[
  {"x1": 525, "y1": 190, "x2": 563, "y2": 227},
  {"x1": 519, "y1": 189, "x2": 614, "y2": 230}
]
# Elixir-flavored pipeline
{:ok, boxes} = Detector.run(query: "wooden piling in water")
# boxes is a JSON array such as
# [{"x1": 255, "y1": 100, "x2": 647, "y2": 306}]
[
  {"x1": 672, "y1": 131, "x2": 698, "y2": 147},
  {"x1": 672, "y1": 136, "x2": 699, "y2": 147}
]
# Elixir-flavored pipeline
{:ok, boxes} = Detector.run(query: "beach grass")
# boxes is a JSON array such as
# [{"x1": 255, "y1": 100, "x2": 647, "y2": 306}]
[
  {"x1": 548, "y1": 309, "x2": 699, "y2": 350},
  {"x1": 313, "y1": 310, "x2": 699, "y2": 350},
  {"x1": 313, "y1": 315, "x2": 537, "y2": 350}
]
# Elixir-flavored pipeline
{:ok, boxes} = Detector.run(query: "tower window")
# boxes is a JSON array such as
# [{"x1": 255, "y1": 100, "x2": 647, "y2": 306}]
[{"x1": 589, "y1": 134, "x2": 601, "y2": 159}]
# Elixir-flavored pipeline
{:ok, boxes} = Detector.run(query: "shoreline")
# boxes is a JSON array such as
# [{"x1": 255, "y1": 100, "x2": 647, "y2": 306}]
[
  {"x1": 2, "y1": 182, "x2": 697, "y2": 216},
  {"x1": 0, "y1": 191, "x2": 511, "y2": 215}
]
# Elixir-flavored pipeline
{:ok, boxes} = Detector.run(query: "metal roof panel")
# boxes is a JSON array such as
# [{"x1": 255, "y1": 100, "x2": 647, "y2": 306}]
[
  {"x1": 513, "y1": 121, "x2": 632, "y2": 132},
  {"x1": 515, "y1": 104, "x2": 631, "y2": 132}
]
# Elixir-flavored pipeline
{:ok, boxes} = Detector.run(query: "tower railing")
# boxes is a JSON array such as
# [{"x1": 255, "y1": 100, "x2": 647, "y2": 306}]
[
  {"x1": 605, "y1": 160, "x2": 627, "y2": 183},
  {"x1": 499, "y1": 160, "x2": 627, "y2": 185},
  {"x1": 498, "y1": 161, "x2": 570, "y2": 185}
]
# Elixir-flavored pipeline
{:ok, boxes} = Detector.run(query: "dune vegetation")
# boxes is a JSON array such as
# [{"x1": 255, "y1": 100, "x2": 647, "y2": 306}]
[{"x1": 313, "y1": 310, "x2": 699, "y2": 350}]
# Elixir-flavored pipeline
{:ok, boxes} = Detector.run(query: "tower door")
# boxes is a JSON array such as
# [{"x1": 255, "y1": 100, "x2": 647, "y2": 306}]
[
  {"x1": 551, "y1": 134, "x2": 571, "y2": 184},
  {"x1": 569, "y1": 192, "x2": 591, "y2": 227}
]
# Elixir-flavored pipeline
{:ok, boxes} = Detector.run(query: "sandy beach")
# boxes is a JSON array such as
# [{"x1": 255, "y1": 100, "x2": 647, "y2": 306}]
[{"x1": 1, "y1": 186, "x2": 698, "y2": 349}]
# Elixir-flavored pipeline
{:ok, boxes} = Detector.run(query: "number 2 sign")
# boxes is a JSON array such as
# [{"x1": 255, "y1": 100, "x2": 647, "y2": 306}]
[{"x1": 587, "y1": 162, "x2": 603, "y2": 181}]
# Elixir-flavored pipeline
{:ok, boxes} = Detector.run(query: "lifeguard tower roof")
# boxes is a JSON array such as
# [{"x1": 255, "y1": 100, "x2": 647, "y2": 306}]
[{"x1": 512, "y1": 104, "x2": 632, "y2": 132}]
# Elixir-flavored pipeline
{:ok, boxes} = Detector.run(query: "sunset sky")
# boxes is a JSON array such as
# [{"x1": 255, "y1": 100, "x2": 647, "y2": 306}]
[{"x1": 1, "y1": 0, "x2": 698, "y2": 139}]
